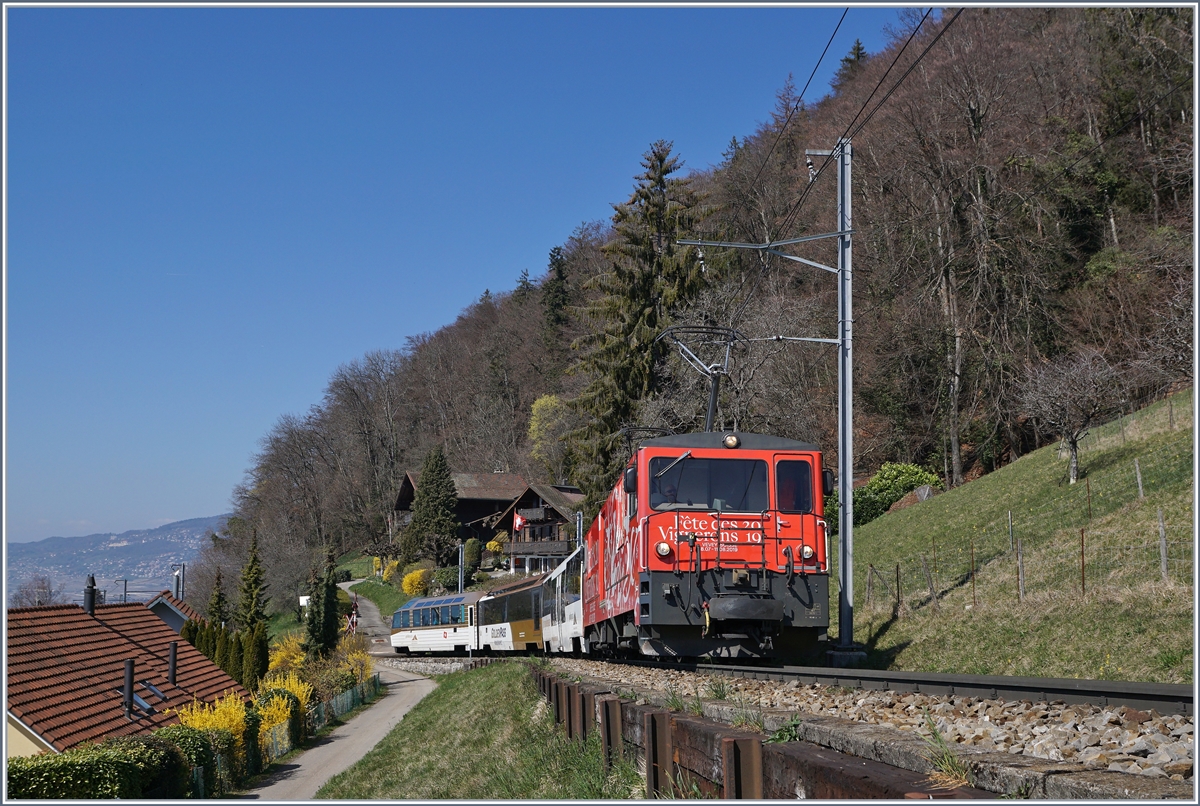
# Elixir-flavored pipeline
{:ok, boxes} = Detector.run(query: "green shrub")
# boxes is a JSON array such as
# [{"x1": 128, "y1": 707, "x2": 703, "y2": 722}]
[
  {"x1": 203, "y1": 728, "x2": 236, "y2": 794},
  {"x1": 102, "y1": 734, "x2": 192, "y2": 798},
  {"x1": 154, "y1": 724, "x2": 215, "y2": 797},
  {"x1": 826, "y1": 463, "x2": 943, "y2": 533},
  {"x1": 242, "y1": 706, "x2": 263, "y2": 777},
  {"x1": 432, "y1": 566, "x2": 462, "y2": 592},
  {"x1": 6, "y1": 745, "x2": 143, "y2": 799},
  {"x1": 464, "y1": 538, "x2": 482, "y2": 570}
]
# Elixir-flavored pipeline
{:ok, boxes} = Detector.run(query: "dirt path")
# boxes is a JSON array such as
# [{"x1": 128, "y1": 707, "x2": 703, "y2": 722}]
[{"x1": 240, "y1": 580, "x2": 431, "y2": 800}]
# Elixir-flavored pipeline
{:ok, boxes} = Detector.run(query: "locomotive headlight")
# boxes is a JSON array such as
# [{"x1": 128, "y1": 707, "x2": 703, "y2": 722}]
[
  {"x1": 722, "y1": 433, "x2": 740, "y2": 449},
  {"x1": 655, "y1": 541, "x2": 673, "y2": 557},
  {"x1": 801, "y1": 545, "x2": 815, "y2": 560}
]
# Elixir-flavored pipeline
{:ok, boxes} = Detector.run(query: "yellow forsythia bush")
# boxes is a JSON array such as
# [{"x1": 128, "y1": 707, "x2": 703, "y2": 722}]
[
  {"x1": 174, "y1": 692, "x2": 249, "y2": 773},
  {"x1": 401, "y1": 568, "x2": 432, "y2": 596},
  {"x1": 268, "y1": 632, "x2": 305, "y2": 673},
  {"x1": 256, "y1": 693, "x2": 292, "y2": 735},
  {"x1": 337, "y1": 647, "x2": 374, "y2": 685},
  {"x1": 372, "y1": 556, "x2": 382, "y2": 575},
  {"x1": 382, "y1": 559, "x2": 402, "y2": 585},
  {"x1": 259, "y1": 669, "x2": 314, "y2": 712}
]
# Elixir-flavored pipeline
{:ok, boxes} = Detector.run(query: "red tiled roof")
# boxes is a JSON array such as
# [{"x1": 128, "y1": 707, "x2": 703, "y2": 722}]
[
  {"x1": 145, "y1": 588, "x2": 205, "y2": 624},
  {"x1": 6, "y1": 602, "x2": 248, "y2": 753}
]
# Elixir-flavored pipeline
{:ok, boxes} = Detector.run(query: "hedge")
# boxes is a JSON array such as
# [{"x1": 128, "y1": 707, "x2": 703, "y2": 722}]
[
  {"x1": 154, "y1": 724, "x2": 216, "y2": 797},
  {"x1": 6, "y1": 746, "x2": 143, "y2": 799},
  {"x1": 101, "y1": 734, "x2": 192, "y2": 798}
]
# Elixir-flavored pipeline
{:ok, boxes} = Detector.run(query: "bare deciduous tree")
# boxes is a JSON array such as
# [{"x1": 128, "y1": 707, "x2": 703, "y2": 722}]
[
  {"x1": 1021, "y1": 349, "x2": 1122, "y2": 484},
  {"x1": 10, "y1": 574, "x2": 69, "y2": 608}
]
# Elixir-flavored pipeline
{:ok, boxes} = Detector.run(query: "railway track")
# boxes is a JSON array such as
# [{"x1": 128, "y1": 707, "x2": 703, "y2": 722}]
[{"x1": 609, "y1": 659, "x2": 1194, "y2": 717}]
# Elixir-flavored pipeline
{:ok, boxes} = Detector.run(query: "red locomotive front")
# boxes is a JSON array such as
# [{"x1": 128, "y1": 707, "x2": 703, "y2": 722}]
[{"x1": 581, "y1": 431, "x2": 831, "y2": 660}]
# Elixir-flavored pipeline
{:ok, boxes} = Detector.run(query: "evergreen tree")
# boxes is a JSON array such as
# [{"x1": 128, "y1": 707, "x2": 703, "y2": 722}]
[
  {"x1": 834, "y1": 39, "x2": 868, "y2": 87},
  {"x1": 180, "y1": 619, "x2": 196, "y2": 646},
  {"x1": 463, "y1": 537, "x2": 482, "y2": 572},
  {"x1": 207, "y1": 567, "x2": 229, "y2": 627},
  {"x1": 302, "y1": 567, "x2": 325, "y2": 659},
  {"x1": 214, "y1": 629, "x2": 229, "y2": 671},
  {"x1": 198, "y1": 623, "x2": 214, "y2": 658},
  {"x1": 243, "y1": 622, "x2": 269, "y2": 693},
  {"x1": 235, "y1": 533, "x2": 268, "y2": 632},
  {"x1": 227, "y1": 630, "x2": 244, "y2": 684},
  {"x1": 570, "y1": 140, "x2": 708, "y2": 508},
  {"x1": 402, "y1": 446, "x2": 461, "y2": 566},
  {"x1": 320, "y1": 551, "x2": 341, "y2": 655}
]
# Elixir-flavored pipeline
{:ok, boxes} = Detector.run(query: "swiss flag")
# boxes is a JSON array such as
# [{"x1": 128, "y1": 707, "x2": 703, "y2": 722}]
[{"x1": 514, "y1": 512, "x2": 527, "y2": 533}]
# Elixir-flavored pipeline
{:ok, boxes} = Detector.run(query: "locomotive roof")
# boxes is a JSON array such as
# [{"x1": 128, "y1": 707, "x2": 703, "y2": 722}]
[{"x1": 639, "y1": 431, "x2": 819, "y2": 452}]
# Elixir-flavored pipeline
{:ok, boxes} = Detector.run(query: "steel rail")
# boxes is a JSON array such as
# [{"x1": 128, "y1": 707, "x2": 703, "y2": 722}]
[{"x1": 610, "y1": 658, "x2": 1194, "y2": 717}]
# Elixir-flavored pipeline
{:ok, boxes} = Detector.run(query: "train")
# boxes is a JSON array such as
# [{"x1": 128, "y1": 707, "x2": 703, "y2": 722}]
[
  {"x1": 389, "y1": 574, "x2": 544, "y2": 654},
  {"x1": 392, "y1": 429, "x2": 833, "y2": 661}
]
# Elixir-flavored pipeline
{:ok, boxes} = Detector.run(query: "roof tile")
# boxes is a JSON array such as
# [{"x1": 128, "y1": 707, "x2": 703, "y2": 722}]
[{"x1": 7, "y1": 602, "x2": 248, "y2": 753}]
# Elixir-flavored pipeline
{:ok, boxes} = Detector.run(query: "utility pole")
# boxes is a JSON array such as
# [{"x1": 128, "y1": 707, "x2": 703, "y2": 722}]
[
  {"x1": 115, "y1": 579, "x2": 129, "y2": 604},
  {"x1": 679, "y1": 137, "x2": 861, "y2": 663}
]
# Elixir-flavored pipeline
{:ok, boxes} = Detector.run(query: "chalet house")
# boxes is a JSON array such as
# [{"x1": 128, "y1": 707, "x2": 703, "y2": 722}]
[
  {"x1": 393, "y1": 470, "x2": 527, "y2": 545},
  {"x1": 145, "y1": 588, "x2": 204, "y2": 634},
  {"x1": 494, "y1": 484, "x2": 585, "y2": 574},
  {"x1": 6, "y1": 579, "x2": 248, "y2": 758}
]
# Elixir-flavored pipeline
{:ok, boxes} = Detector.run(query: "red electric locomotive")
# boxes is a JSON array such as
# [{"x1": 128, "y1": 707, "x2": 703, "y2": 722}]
[{"x1": 580, "y1": 430, "x2": 834, "y2": 660}]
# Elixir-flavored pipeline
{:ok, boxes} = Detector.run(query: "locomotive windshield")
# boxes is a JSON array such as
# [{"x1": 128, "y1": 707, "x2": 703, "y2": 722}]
[{"x1": 649, "y1": 457, "x2": 768, "y2": 512}]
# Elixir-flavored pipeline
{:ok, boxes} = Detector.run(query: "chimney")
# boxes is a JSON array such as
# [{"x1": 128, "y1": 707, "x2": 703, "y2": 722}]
[
  {"x1": 83, "y1": 575, "x2": 97, "y2": 616},
  {"x1": 124, "y1": 659, "x2": 134, "y2": 719},
  {"x1": 168, "y1": 642, "x2": 177, "y2": 686}
]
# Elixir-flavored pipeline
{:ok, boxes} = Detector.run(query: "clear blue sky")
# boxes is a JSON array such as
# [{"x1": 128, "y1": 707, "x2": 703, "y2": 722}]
[{"x1": 5, "y1": 5, "x2": 904, "y2": 543}]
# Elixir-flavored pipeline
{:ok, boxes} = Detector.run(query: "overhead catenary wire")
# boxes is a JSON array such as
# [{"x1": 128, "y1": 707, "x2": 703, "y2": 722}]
[
  {"x1": 777, "y1": 7, "x2": 955, "y2": 239},
  {"x1": 725, "y1": 8, "x2": 944, "y2": 327},
  {"x1": 743, "y1": 8, "x2": 849, "y2": 196}
]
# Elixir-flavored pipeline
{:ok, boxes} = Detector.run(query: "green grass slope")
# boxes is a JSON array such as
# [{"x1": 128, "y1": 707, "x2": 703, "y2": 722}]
[
  {"x1": 829, "y1": 389, "x2": 1193, "y2": 684},
  {"x1": 315, "y1": 661, "x2": 641, "y2": 799}
]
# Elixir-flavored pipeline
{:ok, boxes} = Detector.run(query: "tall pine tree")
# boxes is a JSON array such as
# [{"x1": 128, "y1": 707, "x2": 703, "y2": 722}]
[
  {"x1": 235, "y1": 533, "x2": 268, "y2": 632},
  {"x1": 570, "y1": 140, "x2": 708, "y2": 509},
  {"x1": 302, "y1": 567, "x2": 326, "y2": 659},
  {"x1": 319, "y1": 550, "x2": 341, "y2": 655},
  {"x1": 402, "y1": 446, "x2": 461, "y2": 566},
  {"x1": 207, "y1": 567, "x2": 229, "y2": 627}
]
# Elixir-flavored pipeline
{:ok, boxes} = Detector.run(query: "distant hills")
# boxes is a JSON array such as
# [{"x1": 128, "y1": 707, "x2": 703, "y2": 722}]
[{"x1": 6, "y1": 515, "x2": 228, "y2": 605}]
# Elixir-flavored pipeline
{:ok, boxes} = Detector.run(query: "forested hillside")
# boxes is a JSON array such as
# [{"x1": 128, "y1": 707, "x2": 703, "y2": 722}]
[{"x1": 190, "y1": 8, "x2": 1192, "y2": 617}]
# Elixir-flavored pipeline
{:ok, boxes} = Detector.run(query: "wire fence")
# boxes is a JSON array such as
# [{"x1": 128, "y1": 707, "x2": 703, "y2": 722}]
[
  {"x1": 844, "y1": 396, "x2": 1193, "y2": 614},
  {"x1": 249, "y1": 673, "x2": 382, "y2": 769}
]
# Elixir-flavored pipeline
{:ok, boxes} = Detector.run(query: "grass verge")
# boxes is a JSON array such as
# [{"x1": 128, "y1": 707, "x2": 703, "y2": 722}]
[{"x1": 315, "y1": 661, "x2": 642, "y2": 799}]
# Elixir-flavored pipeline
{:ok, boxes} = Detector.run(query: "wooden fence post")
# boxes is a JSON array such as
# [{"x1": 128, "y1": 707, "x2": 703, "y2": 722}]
[
  {"x1": 1135, "y1": 459, "x2": 1145, "y2": 499},
  {"x1": 1008, "y1": 510, "x2": 1013, "y2": 552},
  {"x1": 1158, "y1": 508, "x2": 1169, "y2": 583},
  {"x1": 894, "y1": 563, "x2": 903, "y2": 617},
  {"x1": 921, "y1": 555, "x2": 939, "y2": 612},
  {"x1": 865, "y1": 568, "x2": 874, "y2": 609},
  {"x1": 1080, "y1": 529, "x2": 1086, "y2": 596},
  {"x1": 1017, "y1": 538, "x2": 1025, "y2": 602},
  {"x1": 970, "y1": 539, "x2": 976, "y2": 609}
]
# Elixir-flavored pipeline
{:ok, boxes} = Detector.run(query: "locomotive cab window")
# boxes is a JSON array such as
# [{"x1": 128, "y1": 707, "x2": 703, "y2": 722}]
[
  {"x1": 776, "y1": 460, "x2": 814, "y2": 513},
  {"x1": 649, "y1": 457, "x2": 768, "y2": 512}
]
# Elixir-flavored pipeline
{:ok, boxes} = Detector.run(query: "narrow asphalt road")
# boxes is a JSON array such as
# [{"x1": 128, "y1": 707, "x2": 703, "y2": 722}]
[{"x1": 240, "y1": 580, "x2": 432, "y2": 800}]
